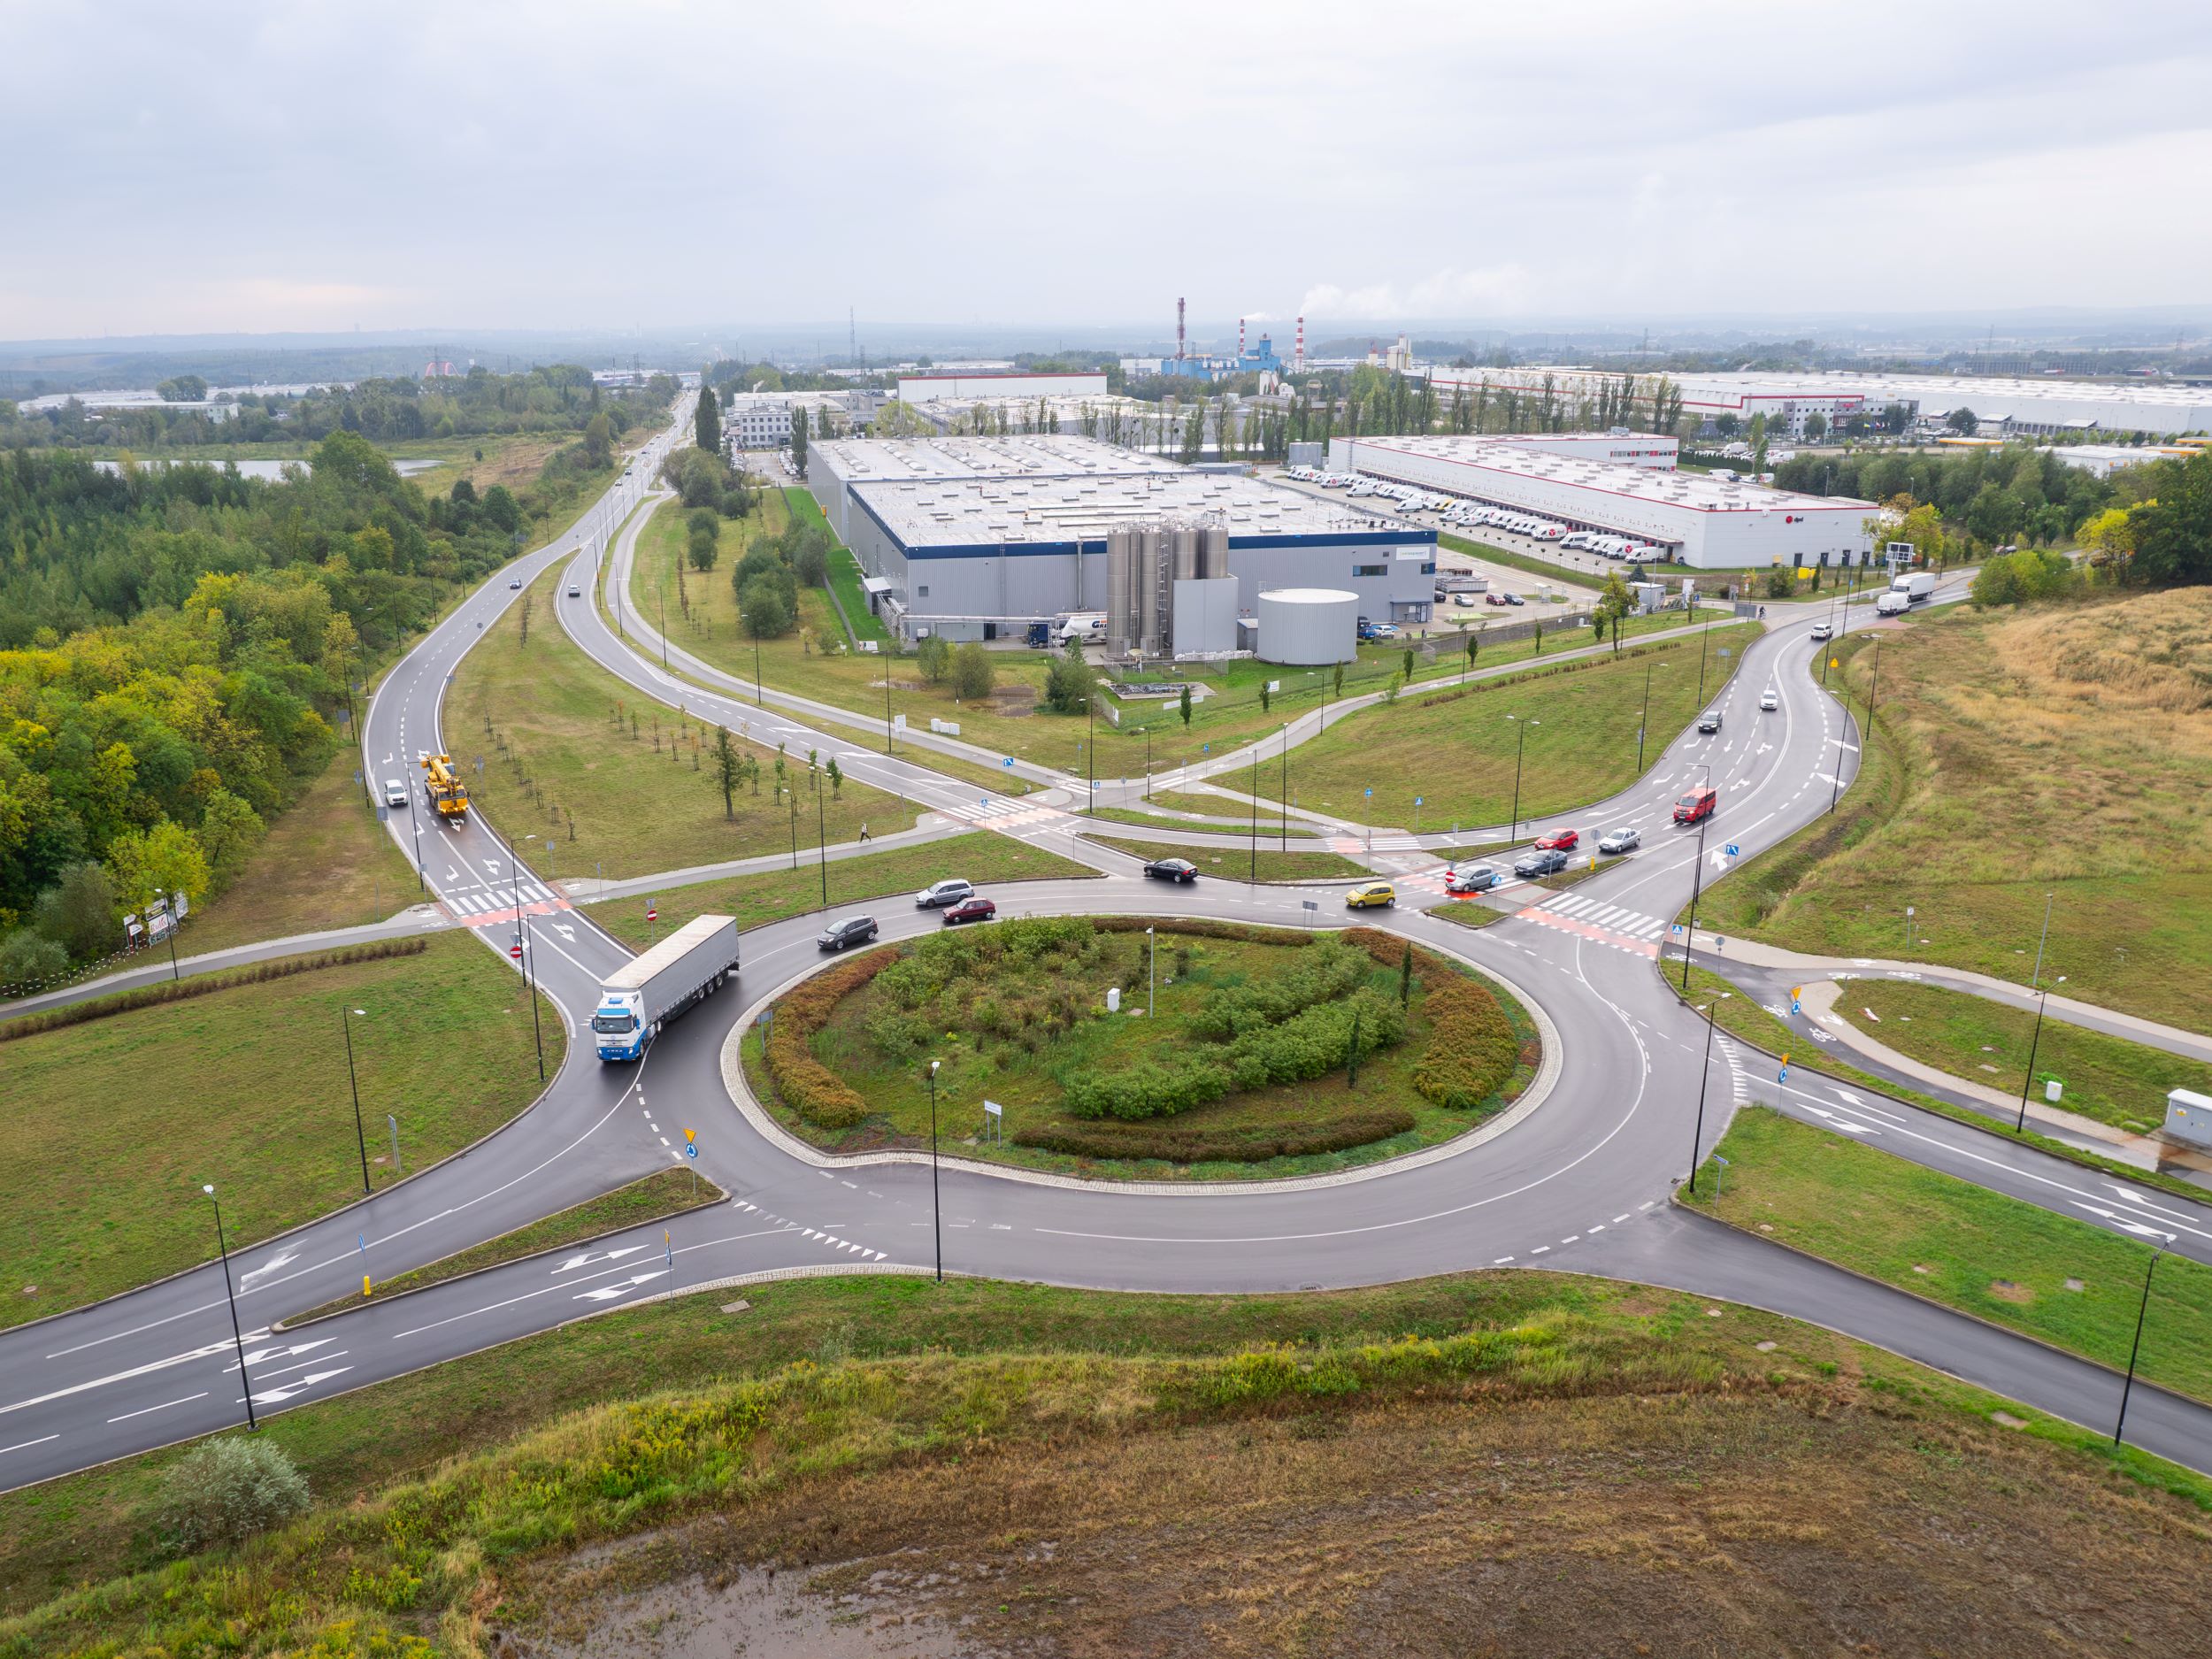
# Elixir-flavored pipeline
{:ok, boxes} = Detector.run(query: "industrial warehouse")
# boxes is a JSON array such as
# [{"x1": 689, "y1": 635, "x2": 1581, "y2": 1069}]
[
  {"x1": 1328, "y1": 434, "x2": 1875, "y2": 568},
  {"x1": 809, "y1": 435, "x2": 1436, "y2": 652}
]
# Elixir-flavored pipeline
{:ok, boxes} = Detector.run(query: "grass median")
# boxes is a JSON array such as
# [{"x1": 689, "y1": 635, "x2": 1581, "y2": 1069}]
[
  {"x1": 287, "y1": 1167, "x2": 723, "y2": 1325},
  {"x1": 581, "y1": 830, "x2": 1099, "y2": 949},
  {"x1": 1834, "y1": 980, "x2": 2209, "y2": 1136},
  {"x1": 451, "y1": 566, "x2": 917, "y2": 879},
  {"x1": 0, "y1": 933, "x2": 558, "y2": 1330},
  {"x1": 1684, "y1": 1105, "x2": 2212, "y2": 1405}
]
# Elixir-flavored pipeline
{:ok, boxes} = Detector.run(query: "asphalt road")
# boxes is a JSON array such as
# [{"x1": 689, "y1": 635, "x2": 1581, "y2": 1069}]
[{"x1": 7, "y1": 419, "x2": 2211, "y2": 1495}]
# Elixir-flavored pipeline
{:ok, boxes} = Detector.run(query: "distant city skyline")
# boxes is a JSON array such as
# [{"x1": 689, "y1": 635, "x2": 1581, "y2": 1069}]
[{"x1": 5, "y1": 1, "x2": 2208, "y2": 339}]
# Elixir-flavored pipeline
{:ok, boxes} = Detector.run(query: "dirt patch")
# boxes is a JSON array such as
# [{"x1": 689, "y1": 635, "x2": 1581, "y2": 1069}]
[
  {"x1": 515, "y1": 1392, "x2": 2212, "y2": 1657},
  {"x1": 1989, "y1": 1279, "x2": 2036, "y2": 1304}
]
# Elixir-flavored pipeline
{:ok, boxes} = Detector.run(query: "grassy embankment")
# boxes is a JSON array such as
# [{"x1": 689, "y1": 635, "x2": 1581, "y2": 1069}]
[
  {"x1": 5, "y1": 1271, "x2": 2210, "y2": 1655},
  {"x1": 1248, "y1": 621, "x2": 1760, "y2": 831},
  {"x1": 1835, "y1": 980, "x2": 2209, "y2": 1135},
  {"x1": 451, "y1": 567, "x2": 918, "y2": 880},
  {"x1": 1685, "y1": 1106, "x2": 2212, "y2": 1402},
  {"x1": 1076, "y1": 833, "x2": 1371, "y2": 882},
  {"x1": 581, "y1": 831, "x2": 1099, "y2": 949},
  {"x1": 785, "y1": 486, "x2": 890, "y2": 643},
  {"x1": 0, "y1": 933, "x2": 558, "y2": 1330},
  {"x1": 749, "y1": 921, "x2": 1536, "y2": 1179},
  {"x1": 289, "y1": 1167, "x2": 722, "y2": 1325},
  {"x1": 1694, "y1": 590, "x2": 2212, "y2": 1030}
]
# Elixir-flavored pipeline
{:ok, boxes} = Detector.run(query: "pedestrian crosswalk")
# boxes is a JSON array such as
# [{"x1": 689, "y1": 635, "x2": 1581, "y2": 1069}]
[
  {"x1": 441, "y1": 880, "x2": 563, "y2": 922},
  {"x1": 1515, "y1": 890, "x2": 1678, "y2": 956},
  {"x1": 938, "y1": 796, "x2": 1064, "y2": 832}
]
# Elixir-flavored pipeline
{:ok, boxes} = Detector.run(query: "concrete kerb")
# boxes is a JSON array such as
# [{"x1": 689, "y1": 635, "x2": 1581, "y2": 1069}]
[{"x1": 713, "y1": 908, "x2": 1564, "y2": 1198}]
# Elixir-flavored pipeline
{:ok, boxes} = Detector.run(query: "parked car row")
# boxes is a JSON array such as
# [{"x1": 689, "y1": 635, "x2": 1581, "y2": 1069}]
[{"x1": 1292, "y1": 469, "x2": 1671, "y2": 561}]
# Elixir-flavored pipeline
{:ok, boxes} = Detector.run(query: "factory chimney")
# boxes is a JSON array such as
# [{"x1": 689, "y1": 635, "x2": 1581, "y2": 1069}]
[
  {"x1": 1294, "y1": 315, "x2": 1305, "y2": 371},
  {"x1": 1177, "y1": 297, "x2": 1186, "y2": 362},
  {"x1": 1238, "y1": 316, "x2": 1246, "y2": 357}
]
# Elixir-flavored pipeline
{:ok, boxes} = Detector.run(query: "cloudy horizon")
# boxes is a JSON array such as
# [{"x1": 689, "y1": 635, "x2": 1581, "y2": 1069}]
[{"x1": 5, "y1": 0, "x2": 2208, "y2": 342}]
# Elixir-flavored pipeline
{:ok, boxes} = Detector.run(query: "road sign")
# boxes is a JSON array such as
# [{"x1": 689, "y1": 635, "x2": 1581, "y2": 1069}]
[
  {"x1": 509, "y1": 941, "x2": 523, "y2": 961},
  {"x1": 1003, "y1": 756, "x2": 1014, "y2": 768},
  {"x1": 685, "y1": 1142, "x2": 698, "y2": 1161},
  {"x1": 646, "y1": 904, "x2": 658, "y2": 922},
  {"x1": 1415, "y1": 795, "x2": 1424, "y2": 807},
  {"x1": 683, "y1": 1127, "x2": 695, "y2": 1143},
  {"x1": 983, "y1": 1099, "x2": 1002, "y2": 1117},
  {"x1": 1724, "y1": 843, "x2": 1740, "y2": 858}
]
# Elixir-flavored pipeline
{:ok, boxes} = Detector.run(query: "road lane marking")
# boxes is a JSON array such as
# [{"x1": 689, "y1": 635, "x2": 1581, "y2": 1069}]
[{"x1": 107, "y1": 1392, "x2": 209, "y2": 1424}]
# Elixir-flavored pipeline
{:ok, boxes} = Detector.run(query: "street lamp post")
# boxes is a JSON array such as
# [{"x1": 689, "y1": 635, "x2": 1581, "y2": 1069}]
[
  {"x1": 1686, "y1": 999, "x2": 1719, "y2": 1193},
  {"x1": 817, "y1": 772, "x2": 829, "y2": 909},
  {"x1": 1696, "y1": 614, "x2": 1714, "y2": 703},
  {"x1": 204, "y1": 1184, "x2": 256, "y2": 1431},
  {"x1": 926, "y1": 1060, "x2": 943, "y2": 1283},
  {"x1": 1146, "y1": 926, "x2": 1156, "y2": 1018},
  {"x1": 1680, "y1": 815, "x2": 1711, "y2": 992},
  {"x1": 1507, "y1": 716, "x2": 1537, "y2": 840},
  {"x1": 1248, "y1": 751, "x2": 1259, "y2": 883},
  {"x1": 2015, "y1": 891, "x2": 2058, "y2": 1132},
  {"x1": 513, "y1": 833, "x2": 545, "y2": 1081},
  {"x1": 1280, "y1": 724, "x2": 1290, "y2": 853},
  {"x1": 2115, "y1": 1239, "x2": 2174, "y2": 1448},
  {"x1": 1087, "y1": 687, "x2": 1095, "y2": 816},
  {"x1": 341, "y1": 1006, "x2": 372, "y2": 1194},
  {"x1": 1636, "y1": 661, "x2": 1662, "y2": 772}
]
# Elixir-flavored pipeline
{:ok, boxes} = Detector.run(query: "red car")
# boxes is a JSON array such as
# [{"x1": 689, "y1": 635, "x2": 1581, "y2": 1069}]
[
  {"x1": 941, "y1": 896, "x2": 997, "y2": 926},
  {"x1": 1673, "y1": 787, "x2": 1717, "y2": 826},
  {"x1": 1533, "y1": 827, "x2": 1579, "y2": 852}
]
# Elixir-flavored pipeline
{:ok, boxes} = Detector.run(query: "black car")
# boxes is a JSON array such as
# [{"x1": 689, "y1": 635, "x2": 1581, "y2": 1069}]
[
  {"x1": 817, "y1": 914, "x2": 879, "y2": 951},
  {"x1": 1142, "y1": 857, "x2": 1199, "y2": 883},
  {"x1": 1514, "y1": 848, "x2": 1569, "y2": 879},
  {"x1": 1697, "y1": 710, "x2": 1723, "y2": 733}
]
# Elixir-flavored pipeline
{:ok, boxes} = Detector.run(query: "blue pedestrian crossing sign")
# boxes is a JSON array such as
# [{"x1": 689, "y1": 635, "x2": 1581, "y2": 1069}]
[
  {"x1": 1724, "y1": 842, "x2": 1740, "y2": 857},
  {"x1": 1415, "y1": 795, "x2": 1424, "y2": 807},
  {"x1": 1003, "y1": 756, "x2": 1014, "y2": 768}
]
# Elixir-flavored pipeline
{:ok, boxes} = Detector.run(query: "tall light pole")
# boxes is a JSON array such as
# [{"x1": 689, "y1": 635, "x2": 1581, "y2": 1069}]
[
  {"x1": 2115, "y1": 1237, "x2": 2175, "y2": 1448},
  {"x1": 1280, "y1": 723, "x2": 1290, "y2": 853},
  {"x1": 1087, "y1": 684, "x2": 1096, "y2": 816},
  {"x1": 204, "y1": 1184, "x2": 255, "y2": 1431},
  {"x1": 1248, "y1": 750, "x2": 1259, "y2": 882},
  {"x1": 817, "y1": 770, "x2": 829, "y2": 909},
  {"x1": 1507, "y1": 715, "x2": 1537, "y2": 839},
  {"x1": 341, "y1": 1006, "x2": 372, "y2": 1194},
  {"x1": 1695, "y1": 613, "x2": 1714, "y2": 703},
  {"x1": 2015, "y1": 891, "x2": 2058, "y2": 1133},
  {"x1": 884, "y1": 657, "x2": 894, "y2": 754},
  {"x1": 1686, "y1": 999, "x2": 1719, "y2": 1193},
  {"x1": 926, "y1": 1060, "x2": 943, "y2": 1283},
  {"x1": 512, "y1": 833, "x2": 545, "y2": 1081},
  {"x1": 1680, "y1": 814, "x2": 1711, "y2": 992},
  {"x1": 1635, "y1": 661, "x2": 1663, "y2": 772}
]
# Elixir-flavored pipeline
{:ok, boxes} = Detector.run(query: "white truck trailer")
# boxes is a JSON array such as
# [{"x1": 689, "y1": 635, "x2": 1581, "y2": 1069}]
[
  {"x1": 592, "y1": 914, "x2": 741, "y2": 1063},
  {"x1": 1890, "y1": 571, "x2": 1937, "y2": 604}
]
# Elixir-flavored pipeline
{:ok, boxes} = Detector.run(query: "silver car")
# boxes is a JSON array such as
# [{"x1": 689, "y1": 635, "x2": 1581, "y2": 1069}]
[{"x1": 1598, "y1": 826, "x2": 1640, "y2": 856}]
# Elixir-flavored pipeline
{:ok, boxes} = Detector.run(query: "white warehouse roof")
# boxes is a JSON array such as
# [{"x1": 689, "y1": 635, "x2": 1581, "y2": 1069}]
[{"x1": 812, "y1": 434, "x2": 1181, "y2": 485}]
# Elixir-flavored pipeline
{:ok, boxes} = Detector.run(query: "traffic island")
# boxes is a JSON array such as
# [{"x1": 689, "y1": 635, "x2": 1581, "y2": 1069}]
[{"x1": 737, "y1": 917, "x2": 1540, "y2": 1182}]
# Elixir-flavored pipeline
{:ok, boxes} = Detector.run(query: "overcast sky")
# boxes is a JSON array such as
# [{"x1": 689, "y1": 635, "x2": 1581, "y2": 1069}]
[{"x1": 5, "y1": 1, "x2": 2208, "y2": 342}]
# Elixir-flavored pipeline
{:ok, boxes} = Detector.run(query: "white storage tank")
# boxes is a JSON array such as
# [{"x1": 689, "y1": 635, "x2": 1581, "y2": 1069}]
[{"x1": 1256, "y1": 587, "x2": 1359, "y2": 665}]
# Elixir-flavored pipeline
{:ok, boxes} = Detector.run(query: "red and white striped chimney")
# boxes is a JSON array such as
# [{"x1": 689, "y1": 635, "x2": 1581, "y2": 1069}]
[
  {"x1": 1294, "y1": 315, "x2": 1305, "y2": 370},
  {"x1": 1238, "y1": 316, "x2": 1246, "y2": 357}
]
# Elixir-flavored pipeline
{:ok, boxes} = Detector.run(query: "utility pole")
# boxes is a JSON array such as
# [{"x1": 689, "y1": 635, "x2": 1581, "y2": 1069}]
[
  {"x1": 818, "y1": 773, "x2": 829, "y2": 909},
  {"x1": 2115, "y1": 1240, "x2": 2173, "y2": 1448},
  {"x1": 2015, "y1": 891, "x2": 2056, "y2": 1133},
  {"x1": 1686, "y1": 998, "x2": 1719, "y2": 1192},
  {"x1": 1636, "y1": 660, "x2": 1655, "y2": 771},
  {"x1": 204, "y1": 1185, "x2": 256, "y2": 1431},
  {"x1": 342, "y1": 1006, "x2": 372, "y2": 1194},
  {"x1": 926, "y1": 1061, "x2": 943, "y2": 1283},
  {"x1": 1680, "y1": 814, "x2": 1711, "y2": 992}
]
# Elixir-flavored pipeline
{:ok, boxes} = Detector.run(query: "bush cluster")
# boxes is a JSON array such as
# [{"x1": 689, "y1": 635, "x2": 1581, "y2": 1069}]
[
  {"x1": 764, "y1": 949, "x2": 896, "y2": 1129},
  {"x1": 1184, "y1": 935, "x2": 1372, "y2": 1039},
  {"x1": 151, "y1": 1436, "x2": 311, "y2": 1557},
  {"x1": 1014, "y1": 1109, "x2": 1415, "y2": 1164},
  {"x1": 0, "y1": 937, "x2": 429, "y2": 1044},
  {"x1": 1346, "y1": 930, "x2": 1520, "y2": 1110}
]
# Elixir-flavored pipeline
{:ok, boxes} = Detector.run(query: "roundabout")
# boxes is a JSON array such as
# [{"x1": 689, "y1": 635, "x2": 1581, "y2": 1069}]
[{"x1": 8, "y1": 414, "x2": 2212, "y2": 1501}]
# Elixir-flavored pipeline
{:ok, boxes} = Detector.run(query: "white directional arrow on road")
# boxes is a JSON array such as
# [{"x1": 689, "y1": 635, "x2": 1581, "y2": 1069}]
[
  {"x1": 574, "y1": 1271, "x2": 667, "y2": 1302},
  {"x1": 1709, "y1": 849, "x2": 1731, "y2": 871},
  {"x1": 554, "y1": 1246, "x2": 652, "y2": 1274},
  {"x1": 234, "y1": 1338, "x2": 336, "y2": 1370},
  {"x1": 238, "y1": 1250, "x2": 298, "y2": 1286},
  {"x1": 249, "y1": 1367, "x2": 353, "y2": 1405},
  {"x1": 2074, "y1": 1203, "x2": 2175, "y2": 1241}
]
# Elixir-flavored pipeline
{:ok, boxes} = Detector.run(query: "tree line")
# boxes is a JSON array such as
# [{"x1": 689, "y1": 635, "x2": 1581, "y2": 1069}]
[{"x1": 0, "y1": 420, "x2": 661, "y2": 984}]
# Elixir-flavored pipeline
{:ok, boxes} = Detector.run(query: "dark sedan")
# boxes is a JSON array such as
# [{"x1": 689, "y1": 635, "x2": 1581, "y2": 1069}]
[
  {"x1": 941, "y1": 896, "x2": 996, "y2": 926},
  {"x1": 1142, "y1": 857, "x2": 1199, "y2": 883},
  {"x1": 1513, "y1": 848, "x2": 1569, "y2": 879}
]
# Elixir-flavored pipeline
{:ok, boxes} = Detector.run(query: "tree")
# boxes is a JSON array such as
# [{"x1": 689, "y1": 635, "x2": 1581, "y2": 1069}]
[
  {"x1": 2077, "y1": 505, "x2": 2137, "y2": 574},
  {"x1": 1333, "y1": 661, "x2": 1345, "y2": 700},
  {"x1": 951, "y1": 641, "x2": 995, "y2": 702},
  {"x1": 1179, "y1": 684, "x2": 1193, "y2": 726},
  {"x1": 789, "y1": 526, "x2": 831, "y2": 588},
  {"x1": 1594, "y1": 572, "x2": 1633, "y2": 650},
  {"x1": 711, "y1": 726, "x2": 741, "y2": 818},
  {"x1": 1802, "y1": 411, "x2": 1828, "y2": 443},
  {"x1": 695, "y1": 388, "x2": 722, "y2": 454},
  {"x1": 792, "y1": 406, "x2": 810, "y2": 478},
  {"x1": 0, "y1": 927, "x2": 67, "y2": 986},
  {"x1": 197, "y1": 788, "x2": 265, "y2": 881},
  {"x1": 1179, "y1": 403, "x2": 1205, "y2": 465},
  {"x1": 826, "y1": 755, "x2": 843, "y2": 798},
  {"x1": 739, "y1": 575, "x2": 793, "y2": 638},
  {"x1": 1042, "y1": 641, "x2": 1095, "y2": 713},
  {"x1": 155, "y1": 373, "x2": 209, "y2": 403},
  {"x1": 1399, "y1": 940, "x2": 1414, "y2": 1008},
  {"x1": 916, "y1": 633, "x2": 952, "y2": 684},
  {"x1": 2126, "y1": 449, "x2": 2212, "y2": 586},
  {"x1": 31, "y1": 864, "x2": 118, "y2": 962},
  {"x1": 1259, "y1": 682, "x2": 1271, "y2": 714},
  {"x1": 104, "y1": 820, "x2": 211, "y2": 913},
  {"x1": 582, "y1": 411, "x2": 614, "y2": 468},
  {"x1": 518, "y1": 589, "x2": 534, "y2": 648},
  {"x1": 1946, "y1": 408, "x2": 1979, "y2": 436}
]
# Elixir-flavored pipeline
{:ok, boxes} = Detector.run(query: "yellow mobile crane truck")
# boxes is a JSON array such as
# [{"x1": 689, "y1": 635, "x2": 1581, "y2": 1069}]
[{"x1": 421, "y1": 753, "x2": 470, "y2": 820}]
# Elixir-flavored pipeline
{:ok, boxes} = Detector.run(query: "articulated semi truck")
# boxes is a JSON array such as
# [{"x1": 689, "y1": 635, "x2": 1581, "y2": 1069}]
[
  {"x1": 420, "y1": 753, "x2": 470, "y2": 820},
  {"x1": 593, "y1": 914, "x2": 741, "y2": 1063}
]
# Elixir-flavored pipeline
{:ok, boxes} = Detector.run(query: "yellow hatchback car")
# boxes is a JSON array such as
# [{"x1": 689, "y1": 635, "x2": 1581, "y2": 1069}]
[{"x1": 1344, "y1": 881, "x2": 1396, "y2": 910}]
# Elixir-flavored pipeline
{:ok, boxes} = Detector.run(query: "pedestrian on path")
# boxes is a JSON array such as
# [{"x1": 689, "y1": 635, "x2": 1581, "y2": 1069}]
[{"x1": 859, "y1": 822, "x2": 872, "y2": 842}]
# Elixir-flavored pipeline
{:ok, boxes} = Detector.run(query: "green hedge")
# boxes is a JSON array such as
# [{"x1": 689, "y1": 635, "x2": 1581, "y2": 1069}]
[{"x1": 1014, "y1": 1110, "x2": 1415, "y2": 1164}]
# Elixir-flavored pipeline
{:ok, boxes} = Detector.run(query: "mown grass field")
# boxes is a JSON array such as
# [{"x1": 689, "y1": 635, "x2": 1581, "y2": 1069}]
[
  {"x1": 178, "y1": 745, "x2": 422, "y2": 954},
  {"x1": 1079, "y1": 833, "x2": 1372, "y2": 882},
  {"x1": 1696, "y1": 590, "x2": 2212, "y2": 1029},
  {"x1": 1685, "y1": 1106, "x2": 2212, "y2": 1404},
  {"x1": 1836, "y1": 979, "x2": 2209, "y2": 1134},
  {"x1": 5, "y1": 1272, "x2": 2209, "y2": 1656},
  {"x1": 450, "y1": 567, "x2": 917, "y2": 879},
  {"x1": 1247, "y1": 621, "x2": 1760, "y2": 830},
  {"x1": 0, "y1": 934, "x2": 557, "y2": 1329},
  {"x1": 580, "y1": 831, "x2": 1099, "y2": 950}
]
